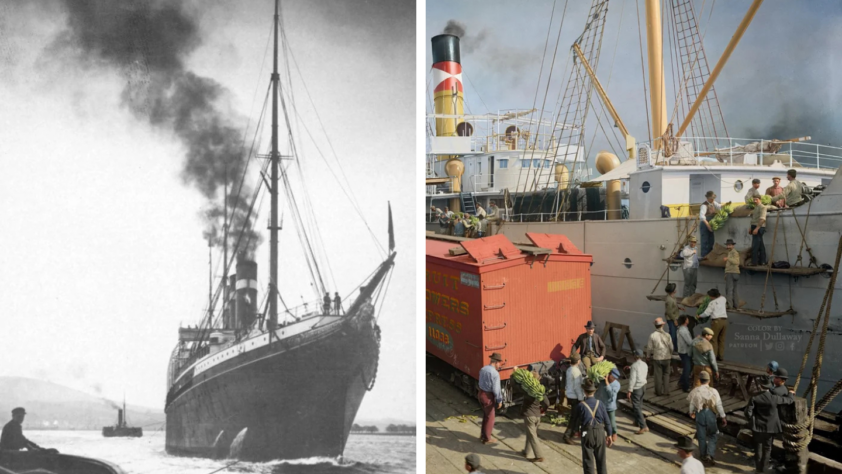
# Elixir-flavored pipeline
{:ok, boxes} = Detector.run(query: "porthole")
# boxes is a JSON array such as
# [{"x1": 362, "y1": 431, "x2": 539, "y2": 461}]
[
  {"x1": 624, "y1": 258, "x2": 633, "y2": 269},
  {"x1": 641, "y1": 181, "x2": 651, "y2": 193},
  {"x1": 734, "y1": 180, "x2": 744, "y2": 192}
]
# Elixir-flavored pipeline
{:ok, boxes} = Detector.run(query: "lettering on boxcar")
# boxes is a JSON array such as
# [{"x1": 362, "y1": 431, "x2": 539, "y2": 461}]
[
  {"x1": 426, "y1": 309, "x2": 463, "y2": 334},
  {"x1": 547, "y1": 278, "x2": 584, "y2": 292},
  {"x1": 426, "y1": 322, "x2": 454, "y2": 352},
  {"x1": 426, "y1": 289, "x2": 469, "y2": 315},
  {"x1": 426, "y1": 270, "x2": 460, "y2": 290}
]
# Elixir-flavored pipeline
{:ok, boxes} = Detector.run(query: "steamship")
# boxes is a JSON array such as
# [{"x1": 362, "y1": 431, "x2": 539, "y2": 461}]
[
  {"x1": 165, "y1": 0, "x2": 396, "y2": 461},
  {"x1": 102, "y1": 401, "x2": 142, "y2": 438},
  {"x1": 426, "y1": 1, "x2": 842, "y2": 411}
]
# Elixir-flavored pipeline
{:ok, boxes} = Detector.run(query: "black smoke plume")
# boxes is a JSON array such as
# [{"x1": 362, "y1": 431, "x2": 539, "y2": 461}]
[
  {"x1": 443, "y1": 20, "x2": 466, "y2": 37},
  {"x1": 55, "y1": 0, "x2": 261, "y2": 254}
]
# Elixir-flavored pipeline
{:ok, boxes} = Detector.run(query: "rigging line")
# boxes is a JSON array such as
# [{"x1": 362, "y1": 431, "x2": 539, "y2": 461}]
[
  {"x1": 281, "y1": 38, "x2": 340, "y2": 290},
  {"x1": 527, "y1": 0, "x2": 571, "y2": 209},
  {"x1": 635, "y1": 0, "x2": 652, "y2": 142},
  {"x1": 463, "y1": 72, "x2": 492, "y2": 114},
  {"x1": 374, "y1": 267, "x2": 395, "y2": 322},
  {"x1": 284, "y1": 39, "x2": 384, "y2": 256},
  {"x1": 510, "y1": 0, "x2": 558, "y2": 212}
]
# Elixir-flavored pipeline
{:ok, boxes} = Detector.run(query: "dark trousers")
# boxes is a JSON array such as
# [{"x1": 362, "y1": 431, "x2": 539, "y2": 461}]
[
  {"x1": 667, "y1": 320, "x2": 678, "y2": 352},
  {"x1": 753, "y1": 431, "x2": 774, "y2": 472},
  {"x1": 751, "y1": 225, "x2": 767, "y2": 265},
  {"x1": 581, "y1": 424, "x2": 607, "y2": 474},
  {"x1": 653, "y1": 359, "x2": 671, "y2": 396},
  {"x1": 700, "y1": 224, "x2": 714, "y2": 258},
  {"x1": 679, "y1": 353, "x2": 693, "y2": 391},
  {"x1": 631, "y1": 388, "x2": 646, "y2": 429},
  {"x1": 478, "y1": 390, "x2": 496, "y2": 441},
  {"x1": 565, "y1": 398, "x2": 581, "y2": 437},
  {"x1": 683, "y1": 267, "x2": 698, "y2": 297}
]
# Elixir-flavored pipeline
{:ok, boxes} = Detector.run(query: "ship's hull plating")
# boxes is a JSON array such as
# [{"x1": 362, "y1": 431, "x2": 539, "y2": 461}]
[
  {"x1": 427, "y1": 178, "x2": 842, "y2": 410},
  {"x1": 165, "y1": 318, "x2": 379, "y2": 461}
]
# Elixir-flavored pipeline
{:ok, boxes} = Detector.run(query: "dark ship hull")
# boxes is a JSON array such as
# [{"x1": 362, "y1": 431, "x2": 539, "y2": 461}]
[
  {"x1": 0, "y1": 451, "x2": 124, "y2": 474},
  {"x1": 165, "y1": 314, "x2": 380, "y2": 461}
]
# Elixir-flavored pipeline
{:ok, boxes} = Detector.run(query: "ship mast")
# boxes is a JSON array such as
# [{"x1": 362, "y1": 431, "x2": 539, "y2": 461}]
[
  {"x1": 644, "y1": 0, "x2": 668, "y2": 148},
  {"x1": 268, "y1": 0, "x2": 280, "y2": 330}
]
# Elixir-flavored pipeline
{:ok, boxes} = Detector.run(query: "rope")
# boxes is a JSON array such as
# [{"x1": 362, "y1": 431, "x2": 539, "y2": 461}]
[
  {"x1": 650, "y1": 219, "x2": 698, "y2": 294},
  {"x1": 790, "y1": 203, "x2": 818, "y2": 268},
  {"x1": 634, "y1": 0, "x2": 651, "y2": 142},
  {"x1": 781, "y1": 235, "x2": 842, "y2": 451},
  {"x1": 759, "y1": 211, "x2": 781, "y2": 313}
]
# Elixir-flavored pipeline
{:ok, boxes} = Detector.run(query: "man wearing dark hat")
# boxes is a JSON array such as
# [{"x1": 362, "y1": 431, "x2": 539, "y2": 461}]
[
  {"x1": 688, "y1": 370, "x2": 725, "y2": 467},
  {"x1": 699, "y1": 191, "x2": 721, "y2": 258},
  {"x1": 477, "y1": 353, "x2": 503, "y2": 444},
  {"x1": 723, "y1": 238, "x2": 741, "y2": 311},
  {"x1": 645, "y1": 317, "x2": 674, "y2": 396},
  {"x1": 563, "y1": 352, "x2": 585, "y2": 443},
  {"x1": 573, "y1": 321, "x2": 606, "y2": 371},
  {"x1": 675, "y1": 435, "x2": 705, "y2": 473},
  {"x1": 745, "y1": 178, "x2": 763, "y2": 204},
  {"x1": 749, "y1": 195, "x2": 769, "y2": 266},
  {"x1": 771, "y1": 367, "x2": 792, "y2": 397},
  {"x1": 626, "y1": 348, "x2": 649, "y2": 434},
  {"x1": 765, "y1": 177, "x2": 785, "y2": 208},
  {"x1": 746, "y1": 377, "x2": 795, "y2": 473},
  {"x1": 574, "y1": 379, "x2": 613, "y2": 473},
  {"x1": 0, "y1": 407, "x2": 50, "y2": 452},
  {"x1": 464, "y1": 453, "x2": 484, "y2": 473},
  {"x1": 664, "y1": 283, "x2": 683, "y2": 352},
  {"x1": 680, "y1": 236, "x2": 700, "y2": 297}
]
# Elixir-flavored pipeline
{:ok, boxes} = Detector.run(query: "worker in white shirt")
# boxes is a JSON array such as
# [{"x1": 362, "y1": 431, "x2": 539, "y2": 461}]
[
  {"x1": 562, "y1": 352, "x2": 585, "y2": 444},
  {"x1": 698, "y1": 288, "x2": 728, "y2": 361},
  {"x1": 625, "y1": 349, "x2": 649, "y2": 434},
  {"x1": 680, "y1": 237, "x2": 700, "y2": 297},
  {"x1": 699, "y1": 191, "x2": 721, "y2": 258}
]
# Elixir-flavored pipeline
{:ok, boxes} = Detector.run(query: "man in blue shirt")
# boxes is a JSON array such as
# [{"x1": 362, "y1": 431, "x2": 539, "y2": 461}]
[
  {"x1": 478, "y1": 352, "x2": 503, "y2": 444},
  {"x1": 575, "y1": 379, "x2": 614, "y2": 474}
]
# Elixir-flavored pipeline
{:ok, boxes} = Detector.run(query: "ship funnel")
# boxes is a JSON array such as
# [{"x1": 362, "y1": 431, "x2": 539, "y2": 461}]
[
  {"x1": 117, "y1": 409, "x2": 123, "y2": 427},
  {"x1": 432, "y1": 34, "x2": 467, "y2": 141},
  {"x1": 235, "y1": 259, "x2": 258, "y2": 330}
]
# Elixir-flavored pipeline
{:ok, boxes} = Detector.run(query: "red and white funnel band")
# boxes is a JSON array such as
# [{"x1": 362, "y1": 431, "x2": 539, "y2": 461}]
[{"x1": 432, "y1": 61, "x2": 463, "y2": 93}]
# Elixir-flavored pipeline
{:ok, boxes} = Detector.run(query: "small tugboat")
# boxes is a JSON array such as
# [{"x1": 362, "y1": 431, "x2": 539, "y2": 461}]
[{"x1": 102, "y1": 400, "x2": 142, "y2": 438}]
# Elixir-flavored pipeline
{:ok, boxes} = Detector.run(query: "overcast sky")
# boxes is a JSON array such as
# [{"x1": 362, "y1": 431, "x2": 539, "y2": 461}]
[
  {"x1": 426, "y1": 0, "x2": 842, "y2": 171},
  {"x1": 0, "y1": 0, "x2": 414, "y2": 422}
]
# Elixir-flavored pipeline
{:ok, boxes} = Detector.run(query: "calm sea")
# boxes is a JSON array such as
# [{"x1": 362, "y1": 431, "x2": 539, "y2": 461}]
[{"x1": 24, "y1": 431, "x2": 415, "y2": 474}]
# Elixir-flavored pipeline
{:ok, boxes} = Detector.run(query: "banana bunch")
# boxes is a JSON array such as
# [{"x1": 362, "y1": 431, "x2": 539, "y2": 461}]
[
  {"x1": 709, "y1": 202, "x2": 735, "y2": 231},
  {"x1": 747, "y1": 195, "x2": 773, "y2": 209},
  {"x1": 512, "y1": 368, "x2": 546, "y2": 400},
  {"x1": 587, "y1": 361, "x2": 617, "y2": 384}
]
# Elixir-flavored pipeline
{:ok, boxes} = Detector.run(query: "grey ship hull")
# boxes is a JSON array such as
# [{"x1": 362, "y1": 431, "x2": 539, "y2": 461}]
[
  {"x1": 165, "y1": 317, "x2": 379, "y2": 461},
  {"x1": 427, "y1": 168, "x2": 842, "y2": 411}
]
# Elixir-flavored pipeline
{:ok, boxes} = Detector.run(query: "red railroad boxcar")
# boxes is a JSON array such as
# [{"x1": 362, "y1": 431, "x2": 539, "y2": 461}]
[{"x1": 426, "y1": 232, "x2": 593, "y2": 402}]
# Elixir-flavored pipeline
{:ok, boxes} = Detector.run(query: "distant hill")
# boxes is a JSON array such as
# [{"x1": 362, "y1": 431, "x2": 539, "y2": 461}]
[
  {"x1": 354, "y1": 418, "x2": 416, "y2": 433},
  {"x1": 0, "y1": 377, "x2": 164, "y2": 430}
]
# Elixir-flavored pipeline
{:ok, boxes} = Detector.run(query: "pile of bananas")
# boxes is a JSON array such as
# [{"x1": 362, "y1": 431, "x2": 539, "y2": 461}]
[
  {"x1": 709, "y1": 202, "x2": 735, "y2": 231},
  {"x1": 587, "y1": 361, "x2": 617, "y2": 384},
  {"x1": 512, "y1": 368, "x2": 546, "y2": 400},
  {"x1": 747, "y1": 195, "x2": 773, "y2": 209}
]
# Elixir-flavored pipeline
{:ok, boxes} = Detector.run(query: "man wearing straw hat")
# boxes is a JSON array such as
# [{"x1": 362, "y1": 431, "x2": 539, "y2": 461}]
[{"x1": 477, "y1": 352, "x2": 504, "y2": 444}]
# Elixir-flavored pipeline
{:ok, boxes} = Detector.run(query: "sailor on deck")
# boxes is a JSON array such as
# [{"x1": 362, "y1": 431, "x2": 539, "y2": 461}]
[
  {"x1": 688, "y1": 371, "x2": 726, "y2": 467},
  {"x1": 750, "y1": 196, "x2": 769, "y2": 266},
  {"x1": 699, "y1": 191, "x2": 721, "y2": 258},
  {"x1": 0, "y1": 408, "x2": 54, "y2": 453},
  {"x1": 323, "y1": 292, "x2": 331, "y2": 314},
  {"x1": 475, "y1": 204, "x2": 487, "y2": 219},
  {"x1": 333, "y1": 292, "x2": 341, "y2": 315},
  {"x1": 573, "y1": 321, "x2": 606, "y2": 371},
  {"x1": 487, "y1": 201, "x2": 501, "y2": 225},
  {"x1": 680, "y1": 237, "x2": 700, "y2": 298},
  {"x1": 774, "y1": 169, "x2": 805, "y2": 207},
  {"x1": 765, "y1": 177, "x2": 785, "y2": 208},
  {"x1": 745, "y1": 178, "x2": 762, "y2": 204}
]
